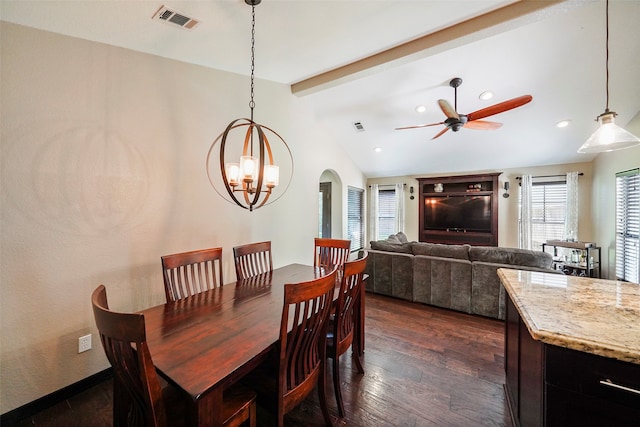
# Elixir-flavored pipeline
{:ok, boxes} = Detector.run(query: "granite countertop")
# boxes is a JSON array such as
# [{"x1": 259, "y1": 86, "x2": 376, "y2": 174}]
[{"x1": 498, "y1": 268, "x2": 640, "y2": 365}]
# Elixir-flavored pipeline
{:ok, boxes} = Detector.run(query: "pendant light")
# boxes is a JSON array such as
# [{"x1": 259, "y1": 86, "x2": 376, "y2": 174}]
[
  {"x1": 578, "y1": 0, "x2": 640, "y2": 153},
  {"x1": 206, "y1": 0, "x2": 293, "y2": 211}
]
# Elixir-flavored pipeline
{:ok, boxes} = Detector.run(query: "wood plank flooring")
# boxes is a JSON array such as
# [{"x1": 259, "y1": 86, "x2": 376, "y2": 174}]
[{"x1": 14, "y1": 293, "x2": 512, "y2": 426}]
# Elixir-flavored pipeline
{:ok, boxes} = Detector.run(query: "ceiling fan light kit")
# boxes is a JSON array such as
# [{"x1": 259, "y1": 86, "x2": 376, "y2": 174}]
[
  {"x1": 396, "y1": 77, "x2": 532, "y2": 140},
  {"x1": 578, "y1": 0, "x2": 640, "y2": 153}
]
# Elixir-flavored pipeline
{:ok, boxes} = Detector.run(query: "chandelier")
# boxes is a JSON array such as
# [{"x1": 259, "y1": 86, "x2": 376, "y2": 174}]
[
  {"x1": 578, "y1": 0, "x2": 640, "y2": 153},
  {"x1": 207, "y1": 0, "x2": 293, "y2": 211}
]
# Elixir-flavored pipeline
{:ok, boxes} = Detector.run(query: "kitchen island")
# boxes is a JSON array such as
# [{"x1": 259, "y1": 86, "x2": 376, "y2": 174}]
[{"x1": 498, "y1": 268, "x2": 640, "y2": 426}]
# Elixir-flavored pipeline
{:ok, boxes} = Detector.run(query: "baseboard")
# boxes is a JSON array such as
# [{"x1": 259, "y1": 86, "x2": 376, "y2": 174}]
[{"x1": 0, "y1": 368, "x2": 112, "y2": 426}]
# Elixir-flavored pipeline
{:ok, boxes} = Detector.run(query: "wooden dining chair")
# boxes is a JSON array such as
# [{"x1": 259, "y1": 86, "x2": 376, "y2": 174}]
[
  {"x1": 161, "y1": 247, "x2": 224, "y2": 302},
  {"x1": 232, "y1": 241, "x2": 273, "y2": 280},
  {"x1": 243, "y1": 267, "x2": 338, "y2": 427},
  {"x1": 91, "y1": 285, "x2": 257, "y2": 427},
  {"x1": 314, "y1": 238, "x2": 351, "y2": 269},
  {"x1": 326, "y1": 253, "x2": 368, "y2": 417}
]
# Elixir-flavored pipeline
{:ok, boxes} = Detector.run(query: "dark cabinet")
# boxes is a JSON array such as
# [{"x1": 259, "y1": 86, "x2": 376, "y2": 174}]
[
  {"x1": 417, "y1": 173, "x2": 500, "y2": 246},
  {"x1": 505, "y1": 294, "x2": 640, "y2": 426}
]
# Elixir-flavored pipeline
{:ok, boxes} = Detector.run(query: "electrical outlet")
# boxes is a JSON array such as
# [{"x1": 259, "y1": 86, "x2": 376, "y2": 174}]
[{"x1": 78, "y1": 334, "x2": 91, "y2": 353}]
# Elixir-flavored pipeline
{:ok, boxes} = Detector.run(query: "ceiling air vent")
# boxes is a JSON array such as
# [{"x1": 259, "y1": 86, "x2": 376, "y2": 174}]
[
  {"x1": 352, "y1": 122, "x2": 365, "y2": 132},
  {"x1": 152, "y1": 5, "x2": 200, "y2": 30}
]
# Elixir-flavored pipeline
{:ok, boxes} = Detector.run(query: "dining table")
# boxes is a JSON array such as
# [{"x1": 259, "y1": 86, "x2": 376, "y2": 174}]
[{"x1": 127, "y1": 263, "x2": 365, "y2": 427}]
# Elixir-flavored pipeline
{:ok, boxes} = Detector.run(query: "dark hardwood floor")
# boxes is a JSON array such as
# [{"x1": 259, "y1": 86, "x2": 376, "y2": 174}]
[{"x1": 14, "y1": 293, "x2": 511, "y2": 426}]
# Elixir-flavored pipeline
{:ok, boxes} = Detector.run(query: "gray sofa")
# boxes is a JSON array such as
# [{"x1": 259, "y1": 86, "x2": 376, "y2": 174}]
[{"x1": 360, "y1": 233, "x2": 557, "y2": 320}]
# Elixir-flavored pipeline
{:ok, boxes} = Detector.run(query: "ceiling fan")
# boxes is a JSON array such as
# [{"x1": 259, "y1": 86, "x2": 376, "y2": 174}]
[{"x1": 396, "y1": 77, "x2": 532, "y2": 140}]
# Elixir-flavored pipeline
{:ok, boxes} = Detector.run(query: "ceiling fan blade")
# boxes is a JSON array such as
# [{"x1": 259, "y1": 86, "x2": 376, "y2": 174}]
[
  {"x1": 466, "y1": 95, "x2": 532, "y2": 122},
  {"x1": 431, "y1": 127, "x2": 450, "y2": 140},
  {"x1": 395, "y1": 122, "x2": 444, "y2": 130},
  {"x1": 463, "y1": 120, "x2": 503, "y2": 130},
  {"x1": 438, "y1": 99, "x2": 459, "y2": 119}
]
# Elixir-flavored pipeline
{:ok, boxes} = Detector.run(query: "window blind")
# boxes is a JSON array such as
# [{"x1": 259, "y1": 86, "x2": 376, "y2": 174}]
[
  {"x1": 377, "y1": 189, "x2": 396, "y2": 240},
  {"x1": 347, "y1": 186, "x2": 364, "y2": 252},
  {"x1": 520, "y1": 180, "x2": 567, "y2": 249},
  {"x1": 616, "y1": 169, "x2": 640, "y2": 283}
]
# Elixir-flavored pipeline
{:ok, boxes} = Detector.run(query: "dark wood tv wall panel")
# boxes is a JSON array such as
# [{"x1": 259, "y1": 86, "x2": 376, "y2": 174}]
[{"x1": 417, "y1": 173, "x2": 501, "y2": 246}]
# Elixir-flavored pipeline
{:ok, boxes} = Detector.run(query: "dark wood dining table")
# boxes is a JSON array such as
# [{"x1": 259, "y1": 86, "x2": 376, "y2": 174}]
[{"x1": 133, "y1": 263, "x2": 365, "y2": 427}]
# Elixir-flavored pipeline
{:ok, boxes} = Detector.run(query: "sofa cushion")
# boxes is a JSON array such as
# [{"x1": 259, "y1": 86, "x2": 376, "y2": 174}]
[
  {"x1": 395, "y1": 231, "x2": 409, "y2": 243},
  {"x1": 385, "y1": 231, "x2": 409, "y2": 244},
  {"x1": 410, "y1": 242, "x2": 470, "y2": 260},
  {"x1": 468, "y1": 246, "x2": 552, "y2": 269},
  {"x1": 370, "y1": 240, "x2": 413, "y2": 253},
  {"x1": 413, "y1": 255, "x2": 472, "y2": 313},
  {"x1": 386, "y1": 234, "x2": 402, "y2": 244}
]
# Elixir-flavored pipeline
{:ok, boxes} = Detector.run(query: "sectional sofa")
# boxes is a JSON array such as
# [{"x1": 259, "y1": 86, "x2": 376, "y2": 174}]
[{"x1": 360, "y1": 233, "x2": 557, "y2": 320}]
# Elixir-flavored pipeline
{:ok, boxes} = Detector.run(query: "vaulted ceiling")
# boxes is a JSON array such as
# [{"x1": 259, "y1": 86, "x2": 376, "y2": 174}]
[{"x1": 3, "y1": 0, "x2": 639, "y2": 177}]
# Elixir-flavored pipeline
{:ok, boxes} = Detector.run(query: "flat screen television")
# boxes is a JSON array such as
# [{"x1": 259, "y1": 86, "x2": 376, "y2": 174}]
[{"x1": 423, "y1": 195, "x2": 492, "y2": 232}]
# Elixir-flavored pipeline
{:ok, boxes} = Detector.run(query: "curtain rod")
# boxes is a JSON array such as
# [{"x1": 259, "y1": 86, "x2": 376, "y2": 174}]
[{"x1": 515, "y1": 172, "x2": 583, "y2": 180}]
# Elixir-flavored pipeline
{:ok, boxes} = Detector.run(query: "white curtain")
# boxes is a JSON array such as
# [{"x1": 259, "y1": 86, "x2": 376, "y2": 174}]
[
  {"x1": 394, "y1": 183, "x2": 405, "y2": 233},
  {"x1": 368, "y1": 184, "x2": 379, "y2": 245},
  {"x1": 563, "y1": 171, "x2": 579, "y2": 241},
  {"x1": 519, "y1": 174, "x2": 533, "y2": 250}
]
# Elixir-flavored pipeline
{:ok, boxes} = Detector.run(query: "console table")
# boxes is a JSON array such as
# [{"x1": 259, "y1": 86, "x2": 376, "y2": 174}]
[{"x1": 541, "y1": 240, "x2": 601, "y2": 278}]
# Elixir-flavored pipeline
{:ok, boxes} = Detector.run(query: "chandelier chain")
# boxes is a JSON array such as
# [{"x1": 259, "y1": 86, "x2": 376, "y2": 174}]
[{"x1": 249, "y1": 4, "x2": 256, "y2": 120}]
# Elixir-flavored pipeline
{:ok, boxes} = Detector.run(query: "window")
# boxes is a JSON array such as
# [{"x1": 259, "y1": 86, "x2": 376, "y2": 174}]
[
  {"x1": 520, "y1": 180, "x2": 567, "y2": 249},
  {"x1": 616, "y1": 169, "x2": 639, "y2": 283},
  {"x1": 347, "y1": 186, "x2": 364, "y2": 252},
  {"x1": 377, "y1": 188, "x2": 396, "y2": 240}
]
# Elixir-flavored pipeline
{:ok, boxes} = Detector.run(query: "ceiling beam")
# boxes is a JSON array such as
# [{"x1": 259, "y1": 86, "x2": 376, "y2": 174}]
[{"x1": 291, "y1": 0, "x2": 585, "y2": 96}]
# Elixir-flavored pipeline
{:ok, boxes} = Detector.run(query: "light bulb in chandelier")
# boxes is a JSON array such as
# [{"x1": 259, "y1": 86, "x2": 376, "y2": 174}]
[
  {"x1": 264, "y1": 165, "x2": 279, "y2": 188},
  {"x1": 226, "y1": 163, "x2": 240, "y2": 187},
  {"x1": 239, "y1": 156, "x2": 258, "y2": 182}
]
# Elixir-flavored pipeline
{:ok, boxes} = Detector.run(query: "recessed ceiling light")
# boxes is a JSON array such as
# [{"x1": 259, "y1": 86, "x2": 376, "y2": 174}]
[
  {"x1": 556, "y1": 120, "x2": 571, "y2": 128},
  {"x1": 374, "y1": 147, "x2": 382, "y2": 153},
  {"x1": 479, "y1": 91, "x2": 494, "y2": 101},
  {"x1": 415, "y1": 105, "x2": 427, "y2": 113}
]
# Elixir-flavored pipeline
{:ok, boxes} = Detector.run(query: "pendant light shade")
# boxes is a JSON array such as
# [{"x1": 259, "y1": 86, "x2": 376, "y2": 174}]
[
  {"x1": 206, "y1": 0, "x2": 293, "y2": 211},
  {"x1": 578, "y1": 0, "x2": 640, "y2": 153},
  {"x1": 578, "y1": 110, "x2": 640, "y2": 153}
]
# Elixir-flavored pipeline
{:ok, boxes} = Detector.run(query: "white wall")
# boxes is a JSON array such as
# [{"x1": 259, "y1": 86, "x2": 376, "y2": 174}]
[{"x1": 0, "y1": 22, "x2": 365, "y2": 413}]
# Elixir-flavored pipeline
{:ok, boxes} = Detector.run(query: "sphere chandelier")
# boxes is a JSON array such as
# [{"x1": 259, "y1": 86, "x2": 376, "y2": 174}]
[{"x1": 207, "y1": 0, "x2": 293, "y2": 211}]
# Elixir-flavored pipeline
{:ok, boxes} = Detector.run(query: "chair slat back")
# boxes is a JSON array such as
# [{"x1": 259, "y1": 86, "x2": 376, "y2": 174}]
[
  {"x1": 279, "y1": 266, "x2": 338, "y2": 413},
  {"x1": 333, "y1": 253, "x2": 368, "y2": 353},
  {"x1": 161, "y1": 247, "x2": 223, "y2": 302},
  {"x1": 91, "y1": 285, "x2": 167, "y2": 427},
  {"x1": 233, "y1": 241, "x2": 273, "y2": 281},
  {"x1": 314, "y1": 238, "x2": 351, "y2": 269}
]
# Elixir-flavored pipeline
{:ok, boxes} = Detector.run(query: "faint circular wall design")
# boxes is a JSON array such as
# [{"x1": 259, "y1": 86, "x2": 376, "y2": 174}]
[{"x1": 3, "y1": 124, "x2": 149, "y2": 235}]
